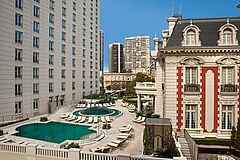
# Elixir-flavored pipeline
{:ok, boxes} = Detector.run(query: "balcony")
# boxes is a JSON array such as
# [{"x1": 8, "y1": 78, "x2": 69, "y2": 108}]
[
  {"x1": 221, "y1": 84, "x2": 238, "y2": 95},
  {"x1": 184, "y1": 84, "x2": 200, "y2": 94},
  {"x1": 134, "y1": 82, "x2": 157, "y2": 95}
]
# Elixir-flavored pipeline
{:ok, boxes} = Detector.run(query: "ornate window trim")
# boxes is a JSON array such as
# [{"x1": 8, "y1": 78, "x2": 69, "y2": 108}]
[
  {"x1": 218, "y1": 22, "x2": 238, "y2": 46},
  {"x1": 182, "y1": 21, "x2": 201, "y2": 47},
  {"x1": 180, "y1": 57, "x2": 205, "y2": 65},
  {"x1": 216, "y1": 56, "x2": 240, "y2": 65}
]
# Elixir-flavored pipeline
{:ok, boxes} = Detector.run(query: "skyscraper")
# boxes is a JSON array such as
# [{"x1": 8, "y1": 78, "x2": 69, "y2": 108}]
[
  {"x1": 124, "y1": 36, "x2": 151, "y2": 74},
  {"x1": 99, "y1": 30, "x2": 104, "y2": 76},
  {"x1": 0, "y1": 0, "x2": 101, "y2": 118},
  {"x1": 108, "y1": 42, "x2": 124, "y2": 73}
]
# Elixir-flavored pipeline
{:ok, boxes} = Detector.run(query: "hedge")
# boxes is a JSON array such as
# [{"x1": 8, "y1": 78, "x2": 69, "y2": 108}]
[{"x1": 194, "y1": 138, "x2": 231, "y2": 146}]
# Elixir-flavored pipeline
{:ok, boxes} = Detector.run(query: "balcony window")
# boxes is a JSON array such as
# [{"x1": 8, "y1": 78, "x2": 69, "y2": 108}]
[
  {"x1": 15, "y1": 31, "x2": 23, "y2": 44},
  {"x1": 49, "y1": 83, "x2": 54, "y2": 92},
  {"x1": 62, "y1": 82, "x2": 66, "y2": 91},
  {"x1": 15, "y1": 13, "x2": 23, "y2": 27},
  {"x1": 185, "y1": 104, "x2": 197, "y2": 129},
  {"x1": 33, "y1": 83, "x2": 39, "y2": 94},
  {"x1": 49, "y1": 41, "x2": 54, "y2": 51},
  {"x1": 61, "y1": 70, "x2": 65, "y2": 78},
  {"x1": 33, "y1": 21, "x2": 40, "y2": 33},
  {"x1": 49, "y1": 55, "x2": 54, "y2": 65},
  {"x1": 62, "y1": 32, "x2": 66, "y2": 41},
  {"x1": 33, "y1": 36, "x2": 39, "y2": 48},
  {"x1": 15, "y1": 66, "x2": 22, "y2": 79},
  {"x1": 49, "y1": 27, "x2": 54, "y2": 37},
  {"x1": 16, "y1": 0, "x2": 23, "y2": 9},
  {"x1": 15, "y1": 101, "x2": 22, "y2": 114},
  {"x1": 33, "y1": 68, "x2": 39, "y2": 79},
  {"x1": 15, "y1": 49, "x2": 22, "y2": 61},
  {"x1": 33, "y1": 6, "x2": 40, "y2": 18},
  {"x1": 185, "y1": 67, "x2": 197, "y2": 84},
  {"x1": 49, "y1": 0, "x2": 54, "y2": 10},
  {"x1": 62, "y1": 19, "x2": 66, "y2": 29},
  {"x1": 61, "y1": 44, "x2": 66, "y2": 53},
  {"x1": 49, "y1": 13, "x2": 54, "y2": 24},
  {"x1": 72, "y1": 70, "x2": 76, "y2": 79},
  {"x1": 33, "y1": 99, "x2": 39, "y2": 110},
  {"x1": 33, "y1": 52, "x2": 39, "y2": 63},
  {"x1": 15, "y1": 84, "x2": 22, "y2": 96},
  {"x1": 222, "y1": 67, "x2": 234, "y2": 84},
  {"x1": 49, "y1": 69, "x2": 54, "y2": 79},
  {"x1": 62, "y1": 7, "x2": 66, "y2": 17},
  {"x1": 222, "y1": 105, "x2": 233, "y2": 129}
]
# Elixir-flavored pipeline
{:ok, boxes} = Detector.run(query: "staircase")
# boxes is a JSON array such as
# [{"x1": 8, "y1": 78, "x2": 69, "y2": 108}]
[{"x1": 178, "y1": 137, "x2": 192, "y2": 160}]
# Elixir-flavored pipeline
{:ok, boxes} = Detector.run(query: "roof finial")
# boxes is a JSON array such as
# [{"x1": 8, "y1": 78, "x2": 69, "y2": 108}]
[
  {"x1": 190, "y1": 19, "x2": 193, "y2": 25},
  {"x1": 227, "y1": 18, "x2": 230, "y2": 24}
]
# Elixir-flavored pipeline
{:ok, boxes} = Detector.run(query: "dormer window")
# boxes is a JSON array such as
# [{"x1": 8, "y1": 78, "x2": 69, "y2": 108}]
[
  {"x1": 182, "y1": 22, "x2": 201, "y2": 47},
  {"x1": 223, "y1": 29, "x2": 233, "y2": 45},
  {"x1": 218, "y1": 22, "x2": 238, "y2": 46},
  {"x1": 186, "y1": 30, "x2": 196, "y2": 46}
]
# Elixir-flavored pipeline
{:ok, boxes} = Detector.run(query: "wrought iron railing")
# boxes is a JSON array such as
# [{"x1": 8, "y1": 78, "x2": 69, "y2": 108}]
[
  {"x1": 221, "y1": 84, "x2": 238, "y2": 92},
  {"x1": 184, "y1": 84, "x2": 200, "y2": 92}
]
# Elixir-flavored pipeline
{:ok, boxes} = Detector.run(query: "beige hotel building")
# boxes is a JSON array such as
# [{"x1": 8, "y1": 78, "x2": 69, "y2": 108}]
[{"x1": 0, "y1": 0, "x2": 101, "y2": 119}]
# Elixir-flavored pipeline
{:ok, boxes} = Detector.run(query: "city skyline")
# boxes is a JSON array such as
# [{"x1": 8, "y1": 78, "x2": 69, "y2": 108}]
[{"x1": 101, "y1": 0, "x2": 240, "y2": 71}]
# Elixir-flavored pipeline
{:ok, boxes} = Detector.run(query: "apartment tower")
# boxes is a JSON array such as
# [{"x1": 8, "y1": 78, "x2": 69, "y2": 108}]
[
  {"x1": 108, "y1": 42, "x2": 124, "y2": 73},
  {"x1": 124, "y1": 36, "x2": 151, "y2": 74},
  {"x1": 0, "y1": 0, "x2": 101, "y2": 118}
]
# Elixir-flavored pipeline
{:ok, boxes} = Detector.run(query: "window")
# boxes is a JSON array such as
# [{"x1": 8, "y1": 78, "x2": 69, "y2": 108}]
[
  {"x1": 49, "y1": 69, "x2": 54, "y2": 79},
  {"x1": 222, "y1": 105, "x2": 233, "y2": 129},
  {"x1": 49, "y1": 82, "x2": 54, "y2": 92},
  {"x1": 33, "y1": 36, "x2": 39, "y2": 48},
  {"x1": 49, "y1": 55, "x2": 54, "y2": 65},
  {"x1": 222, "y1": 67, "x2": 234, "y2": 84},
  {"x1": 62, "y1": 19, "x2": 66, "y2": 29},
  {"x1": 49, "y1": 41, "x2": 54, "y2": 51},
  {"x1": 72, "y1": 82, "x2": 75, "y2": 90},
  {"x1": 33, "y1": 99, "x2": 39, "y2": 110},
  {"x1": 72, "y1": 47, "x2": 76, "y2": 56},
  {"x1": 95, "y1": 81, "x2": 98, "y2": 88},
  {"x1": 90, "y1": 81, "x2": 93, "y2": 88},
  {"x1": 33, "y1": 21, "x2": 40, "y2": 33},
  {"x1": 186, "y1": 30, "x2": 196, "y2": 45},
  {"x1": 73, "y1": 2, "x2": 76, "y2": 10},
  {"x1": 72, "y1": 70, "x2": 76, "y2": 78},
  {"x1": 16, "y1": 0, "x2": 23, "y2": 9},
  {"x1": 83, "y1": 18, "x2": 86, "y2": 26},
  {"x1": 15, "y1": 66, "x2": 22, "y2": 79},
  {"x1": 83, "y1": 28, "x2": 86, "y2": 37},
  {"x1": 33, "y1": 52, "x2": 39, "y2": 63},
  {"x1": 82, "y1": 71, "x2": 85, "y2": 78},
  {"x1": 90, "y1": 71, "x2": 93, "y2": 78},
  {"x1": 15, "y1": 101, "x2": 22, "y2": 114},
  {"x1": 90, "y1": 42, "x2": 93, "y2": 49},
  {"x1": 95, "y1": 72, "x2": 98, "y2": 78},
  {"x1": 61, "y1": 44, "x2": 66, "y2": 53},
  {"x1": 90, "y1": 61, "x2": 93, "y2": 69},
  {"x1": 95, "y1": 62, "x2": 98, "y2": 69},
  {"x1": 90, "y1": 52, "x2": 93, "y2": 59},
  {"x1": 33, "y1": 83, "x2": 39, "y2": 94},
  {"x1": 61, "y1": 69, "x2": 65, "y2": 78},
  {"x1": 49, "y1": 13, "x2": 54, "y2": 24},
  {"x1": 15, "y1": 84, "x2": 22, "y2": 96},
  {"x1": 83, "y1": 60, "x2": 85, "y2": 68},
  {"x1": 61, "y1": 57, "x2": 66, "y2": 66},
  {"x1": 49, "y1": 0, "x2": 54, "y2": 10},
  {"x1": 72, "y1": 59, "x2": 76, "y2": 67},
  {"x1": 72, "y1": 93, "x2": 75, "y2": 101},
  {"x1": 33, "y1": 6, "x2": 40, "y2": 18},
  {"x1": 73, "y1": 13, "x2": 76, "y2": 22},
  {"x1": 72, "y1": 36, "x2": 76, "y2": 44},
  {"x1": 62, "y1": 7, "x2": 66, "y2": 16},
  {"x1": 83, "y1": 7, "x2": 86, "y2": 16},
  {"x1": 15, "y1": 13, "x2": 23, "y2": 27},
  {"x1": 34, "y1": 0, "x2": 40, "y2": 3},
  {"x1": 83, "y1": 81, "x2": 85, "y2": 89},
  {"x1": 185, "y1": 104, "x2": 197, "y2": 129},
  {"x1": 223, "y1": 29, "x2": 233, "y2": 45},
  {"x1": 72, "y1": 24, "x2": 76, "y2": 33},
  {"x1": 61, "y1": 82, "x2": 66, "y2": 91},
  {"x1": 15, "y1": 49, "x2": 22, "y2": 61},
  {"x1": 83, "y1": 49, "x2": 86, "y2": 57},
  {"x1": 185, "y1": 67, "x2": 197, "y2": 84},
  {"x1": 83, "y1": 39, "x2": 86, "y2": 47},
  {"x1": 62, "y1": 32, "x2": 66, "y2": 41},
  {"x1": 49, "y1": 27, "x2": 54, "y2": 37},
  {"x1": 33, "y1": 68, "x2": 39, "y2": 79},
  {"x1": 62, "y1": 0, "x2": 66, "y2": 5},
  {"x1": 15, "y1": 31, "x2": 23, "y2": 44}
]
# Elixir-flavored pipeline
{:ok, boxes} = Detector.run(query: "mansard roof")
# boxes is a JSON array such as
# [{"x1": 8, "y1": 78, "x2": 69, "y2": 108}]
[{"x1": 166, "y1": 17, "x2": 240, "y2": 48}]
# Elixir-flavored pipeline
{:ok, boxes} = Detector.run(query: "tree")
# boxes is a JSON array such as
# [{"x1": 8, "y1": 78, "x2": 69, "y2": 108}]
[
  {"x1": 231, "y1": 126, "x2": 236, "y2": 148},
  {"x1": 235, "y1": 118, "x2": 240, "y2": 150}
]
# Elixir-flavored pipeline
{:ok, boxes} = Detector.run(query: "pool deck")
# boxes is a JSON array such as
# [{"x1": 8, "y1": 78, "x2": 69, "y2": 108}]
[{"x1": 1, "y1": 100, "x2": 144, "y2": 155}]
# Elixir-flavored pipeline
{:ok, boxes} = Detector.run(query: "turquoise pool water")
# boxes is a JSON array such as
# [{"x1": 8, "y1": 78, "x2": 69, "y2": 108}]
[
  {"x1": 72, "y1": 107, "x2": 122, "y2": 117},
  {"x1": 13, "y1": 122, "x2": 96, "y2": 144}
]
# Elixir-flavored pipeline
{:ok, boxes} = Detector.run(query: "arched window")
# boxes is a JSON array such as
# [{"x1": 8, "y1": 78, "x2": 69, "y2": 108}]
[
  {"x1": 223, "y1": 29, "x2": 233, "y2": 45},
  {"x1": 218, "y1": 22, "x2": 238, "y2": 46},
  {"x1": 186, "y1": 29, "x2": 196, "y2": 45}
]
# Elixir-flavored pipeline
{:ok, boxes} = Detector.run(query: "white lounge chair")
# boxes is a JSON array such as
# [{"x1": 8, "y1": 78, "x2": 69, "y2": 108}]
[
  {"x1": 107, "y1": 139, "x2": 124, "y2": 148},
  {"x1": 119, "y1": 124, "x2": 131, "y2": 130},
  {"x1": 94, "y1": 117, "x2": 98, "y2": 123},
  {"x1": 88, "y1": 117, "x2": 93, "y2": 123},
  {"x1": 105, "y1": 116, "x2": 112, "y2": 122},
  {"x1": 68, "y1": 115, "x2": 77, "y2": 121},
  {"x1": 60, "y1": 113, "x2": 70, "y2": 119},
  {"x1": 133, "y1": 116, "x2": 142, "y2": 122},
  {"x1": 137, "y1": 117, "x2": 146, "y2": 123},
  {"x1": 65, "y1": 115, "x2": 74, "y2": 121},
  {"x1": 119, "y1": 124, "x2": 132, "y2": 132},
  {"x1": 79, "y1": 117, "x2": 86, "y2": 123},
  {"x1": 74, "y1": 116, "x2": 82, "y2": 123},
  {"x1": 101, "y1": 116, "x2": 106, "y2": 123}
]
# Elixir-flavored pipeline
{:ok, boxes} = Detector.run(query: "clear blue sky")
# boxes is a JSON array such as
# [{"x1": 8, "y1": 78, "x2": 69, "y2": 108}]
[{"x1": 100, "y1": 0, "x2": 240, "y2": 71}]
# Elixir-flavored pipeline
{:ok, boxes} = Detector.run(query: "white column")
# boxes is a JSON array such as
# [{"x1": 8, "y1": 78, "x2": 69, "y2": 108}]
[{"x1": 137, "y1": 94, "x2": 141, "y2": 112}]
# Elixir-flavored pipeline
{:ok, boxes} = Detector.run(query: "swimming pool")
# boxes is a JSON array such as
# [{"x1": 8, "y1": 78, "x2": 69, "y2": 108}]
[
  {"x1": 72, "y1": 107, "x2": 122, "y2": 117},
  {"x1": 13, "y1": 122, "x2": 96, "y2": 144}
]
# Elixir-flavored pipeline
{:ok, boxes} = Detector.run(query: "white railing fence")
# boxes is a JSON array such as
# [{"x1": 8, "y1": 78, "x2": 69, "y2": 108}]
[{"x1": 0, "y1": 142, "x2": 187, "y2": 160}]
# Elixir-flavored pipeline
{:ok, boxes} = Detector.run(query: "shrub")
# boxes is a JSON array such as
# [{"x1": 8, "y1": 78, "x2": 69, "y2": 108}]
[
  {"x1": 65, "y1": 142, "x2": 80, "y2": 149},
  {"x1": 0, "y1": 130, "x2": 3, "y2": 136},
  {"x1": 0, "y1": 118, "x2": 29, "y2": 127},
  {"x1": 40, "y1": 117, "x2": 48, "y2": 122},
  {"x1": 102, "y1": 123, "x2": 107, "y2": 129},
  {"x1": 231, "y1": 126, "x2": 237, "y2": 148},
  {"x1": 106, "y1": 123, "x2": 111, "y2": 129},
  {"x1": 136, "y1": 111, "x2": 144, "y2": 117},
  {"x1": 152, "y1": 114, "x2": 160, "y2": 118},
  {"x1": 194, "y1": 138, "x2": 231, "y2": 146}
]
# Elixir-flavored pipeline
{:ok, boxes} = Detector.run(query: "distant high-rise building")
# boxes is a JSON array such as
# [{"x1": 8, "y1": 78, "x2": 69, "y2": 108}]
[
  {"x1": 124, "y1": 36, "x2": 151, "y2": 74},
  {"x1": 99, "y1": 30, "x2": 104, "y2": 76},
  {"x1": 108, "y1": 42, "x2": 124, "y2": 73},
  {"x1": 0, "y1": 0, "x2": 101, "y2": 118}
]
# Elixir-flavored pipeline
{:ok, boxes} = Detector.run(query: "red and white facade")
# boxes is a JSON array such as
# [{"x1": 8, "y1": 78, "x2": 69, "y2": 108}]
[{"x1": 155, "y1": 17, "x2": 240, "y2": 138}]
